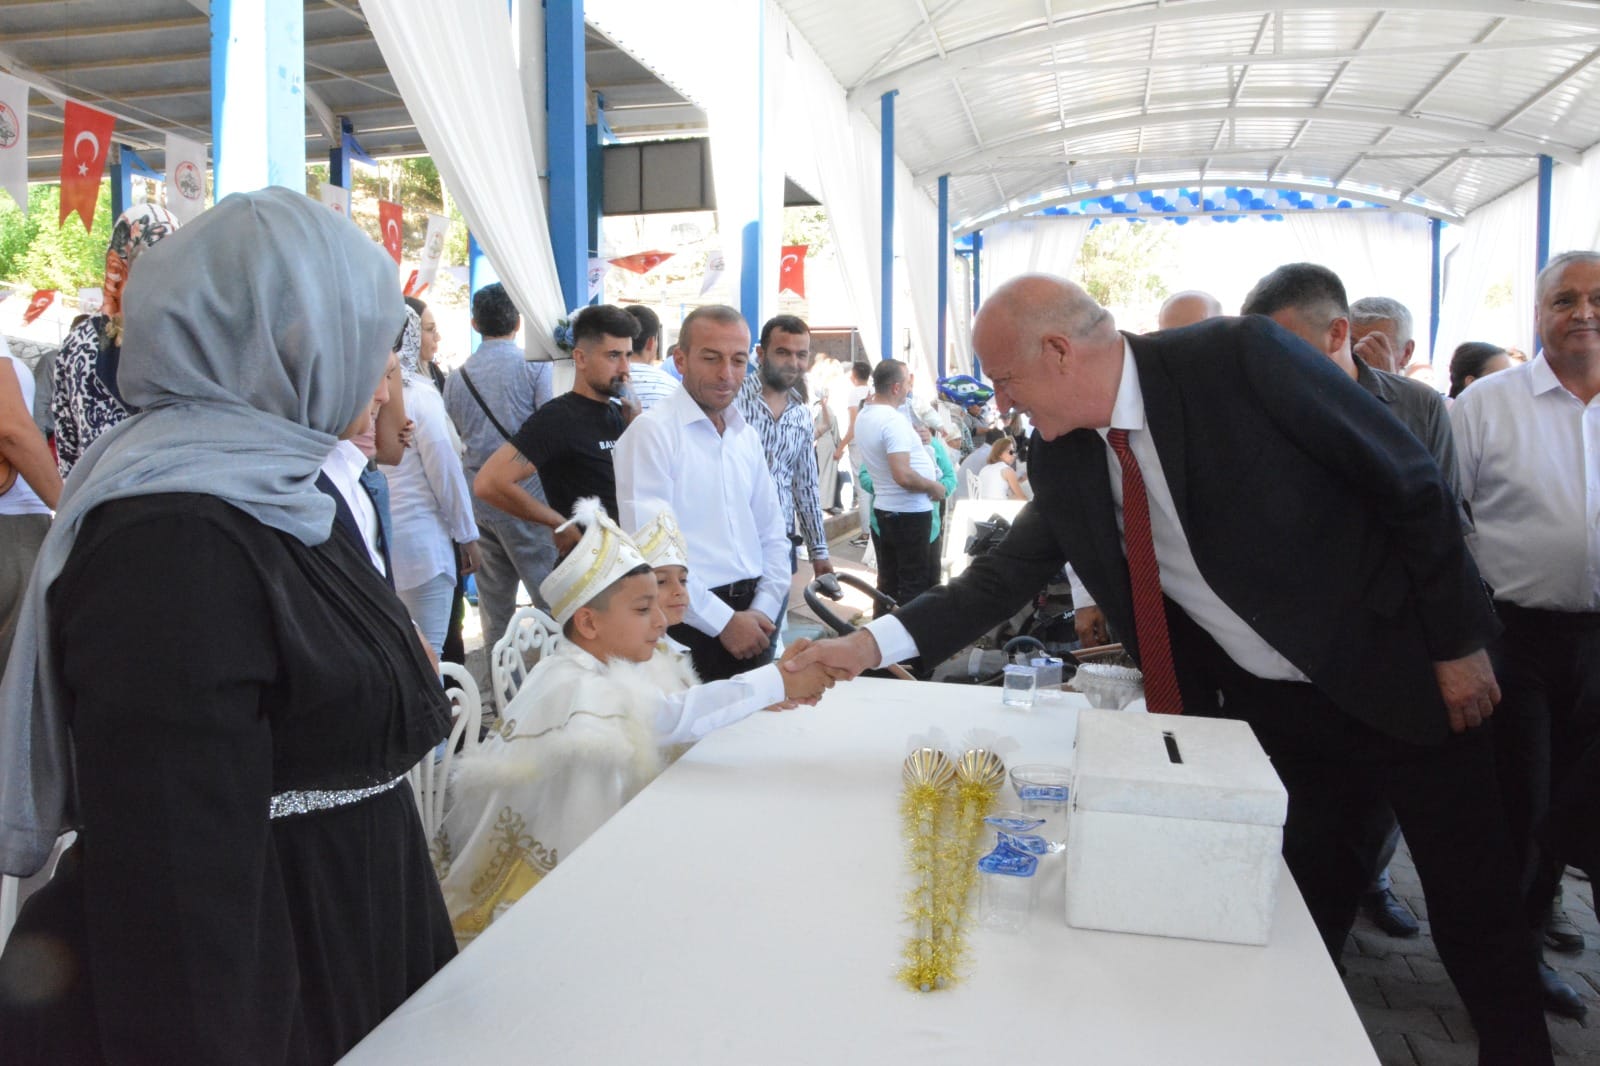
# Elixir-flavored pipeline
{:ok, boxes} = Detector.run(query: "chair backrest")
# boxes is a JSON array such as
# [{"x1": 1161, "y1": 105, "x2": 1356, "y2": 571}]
[
  {"x1": 489, "y1": 605, "x2": 563, "y2": 713},
  {"x1": 966, "y1": 469, "x2": 982, "y2": 501},
  {"x1": 409, "y1": 662, "x2": 484, "y2": 844}
]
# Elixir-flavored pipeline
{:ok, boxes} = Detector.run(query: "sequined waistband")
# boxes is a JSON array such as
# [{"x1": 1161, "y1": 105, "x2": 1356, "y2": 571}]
[{"x1": 268, "y1": 775, "x2": 407, "y2": 820}]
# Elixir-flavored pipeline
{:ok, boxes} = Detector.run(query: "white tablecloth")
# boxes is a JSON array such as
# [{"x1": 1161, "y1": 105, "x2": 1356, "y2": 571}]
[{"x1": 343, "y1": 678, "x2": 1377, "y2": 1066}]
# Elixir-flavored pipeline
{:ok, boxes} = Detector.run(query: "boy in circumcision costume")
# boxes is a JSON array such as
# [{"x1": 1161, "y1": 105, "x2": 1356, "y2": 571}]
[{"x1": 438, "y1": 499, "x2": 839, "y2": 942}]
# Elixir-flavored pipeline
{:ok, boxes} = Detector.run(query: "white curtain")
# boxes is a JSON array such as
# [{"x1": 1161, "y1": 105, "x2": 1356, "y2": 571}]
[
  {"x1": 981, "y1": 218, "x2": 1093, "y2": 301},
  {"x1": 950, "y1": 254, "x2": 975, "y2": 375},
  {"x1": 1435, "y1": 183, "x2": 1538, "y2": 359},
  {"x1": 365, "y1": 0, "x2": 567, "y2": 359},
  {"x1": 1553, "y1": 145, "x2": 1600, "y2": 257},
  {"x1": 787, "y1": 26, "x2": 881, "y2": 359},
  {"x1": 898, "y1": 164, "x2": 941, "y2": 388},
  {"x1": 1281, "y1": 210, "x2": 1435, "y2": 361}
]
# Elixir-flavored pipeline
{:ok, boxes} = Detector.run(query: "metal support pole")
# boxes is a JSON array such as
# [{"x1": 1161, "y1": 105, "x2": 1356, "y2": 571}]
[
  {"x1": 1536, "y1": 154, "x2": 1554, "y2": 273},
  {"x1": 971, "y1": 228, "x2": 984, "y2": 379},
  {"x1": 109, "y1": 145, "x2": 132, "y2": 219},
  {"x1": 936, "y1": 173, "x2": 949, "y2": 378},
  {"x1": 880, "y1": 90, "x2": 897, "y2": 364},
  {"x1": 586, "y1": 113, "x2": 603, "y2": 302},
  {"x1": 210, "y1": 0, "x2": 306, "y2": 197},
  {"x1": 1428, "y1": 218, "x2": 1443, "y2": 360},
  {"x1": 546, "y1": 0, "x2": 588, "y2": 312},
  {"x1": 329, "y1": 116, "x2": 353, "y2": 190}
]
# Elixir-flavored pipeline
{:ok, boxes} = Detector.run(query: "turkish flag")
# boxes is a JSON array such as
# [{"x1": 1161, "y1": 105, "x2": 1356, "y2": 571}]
[
  {"x1": 609, "y1": 250, "x2": 673, "y2": 274},
  {"x1": 402, "y1": 269, "x2": 428, "y2": 298},
  {"x1": 22, "y1": 289, "x2": 56, "y2": 325},
  {"x1": 378, "y1": 199, "x2": 403, "y2": 264},
  {"x1": 779, "y1": 244, "x2": 807, "y2": 298},
  {"x1": 58, "y1": 101, "x2": 115, "y2": 232}
]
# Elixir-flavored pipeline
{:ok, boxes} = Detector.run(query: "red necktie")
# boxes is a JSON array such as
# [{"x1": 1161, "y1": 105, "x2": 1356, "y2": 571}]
[{"x1": 1106, "y1": 428, "x2": 1183, "y2": 714}]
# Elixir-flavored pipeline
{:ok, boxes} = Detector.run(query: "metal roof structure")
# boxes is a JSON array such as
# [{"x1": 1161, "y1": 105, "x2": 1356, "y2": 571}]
[
  {"x1": 0, "y1": 0, "x2": 704, "y2": 183},
  {"x1": 776, "y1": 0, "x2": 1600, "y2": 229}
]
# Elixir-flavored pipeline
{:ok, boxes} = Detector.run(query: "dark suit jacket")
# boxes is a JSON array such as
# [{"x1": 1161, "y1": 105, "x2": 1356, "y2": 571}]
[{"x1": 898, "y1": 315, "x2": 1498, "y2": 745}]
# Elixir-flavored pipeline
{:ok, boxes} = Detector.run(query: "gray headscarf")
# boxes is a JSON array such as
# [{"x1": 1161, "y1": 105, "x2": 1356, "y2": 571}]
[
  {"x1": 396, "y1": 307, "x2": 424, "y2": 382},
  {"x1": 0, "y1": 186, "x2": 405, "y2": 875}
]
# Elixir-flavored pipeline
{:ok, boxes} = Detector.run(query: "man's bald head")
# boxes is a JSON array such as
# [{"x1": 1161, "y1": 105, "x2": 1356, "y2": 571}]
[
  {"x1": 971, "y1": 274, "x2": 1123, "y2": 441},
  {"x1": 1158, "y1": 290, "x2": 1223, "y2": 330}
]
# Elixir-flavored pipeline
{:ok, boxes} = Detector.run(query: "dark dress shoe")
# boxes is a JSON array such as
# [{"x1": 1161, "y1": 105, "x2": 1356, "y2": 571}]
[
  {"x1": 1540, "y1": 963, "x2": 1588, "y2": 1020},
  {"x1": 1546, "y1": 886, "x2": 1586, "y2": 953},
  {"x1": 1361, "y1": 888, "x2": 1420, "y2": 938}
]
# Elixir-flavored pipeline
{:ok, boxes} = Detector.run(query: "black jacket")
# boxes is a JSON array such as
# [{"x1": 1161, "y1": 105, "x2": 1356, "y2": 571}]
[{"x1": 897, "y1": 315, "x2": 1497, "y2": 745}]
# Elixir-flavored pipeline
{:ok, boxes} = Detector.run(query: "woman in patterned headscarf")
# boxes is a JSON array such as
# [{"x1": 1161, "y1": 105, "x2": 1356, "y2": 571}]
[
  {"x1": 50, "y1": 204, "x2": 180, "y2": 476},
  {"x1": 378, "y1": 308, "x2": 482, "y2": 658}
]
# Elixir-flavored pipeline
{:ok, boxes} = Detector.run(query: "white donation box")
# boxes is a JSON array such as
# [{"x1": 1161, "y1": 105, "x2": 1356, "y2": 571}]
[{"x1": 1065, "y1": 709, "x2": 1289, "y2": 946}]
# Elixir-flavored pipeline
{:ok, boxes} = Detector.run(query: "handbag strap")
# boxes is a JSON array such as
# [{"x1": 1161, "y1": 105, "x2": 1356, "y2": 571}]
[{"x1": 457, "y1": 369, "x2": 515, "y2": 443}]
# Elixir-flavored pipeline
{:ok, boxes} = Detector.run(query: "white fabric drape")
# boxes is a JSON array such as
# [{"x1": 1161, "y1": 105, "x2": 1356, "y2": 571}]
[
  {"x1": 950, "y1": 254, "x2": 975, "y2": 375},
  {"x1": 898, "y1": 165, "x2": 941, "y2": 388},
  {"x1": 1435, "y1": 183, "x2": 1538, "y2": 359},
  {"x1": 981, "y1": 218, "x2": 1093, "y2": 300},
  {"x1": 1553, "y1": 145, "x2": 1600, "y2": 258},
  {"x1": 364, "y1": 0, "x2": 567, "y2": 360},
  {"x1": 1281, "y1": 210, "x2": 1434, "y2": 359},
  {"x1": 787, "y1": 27, "x2": 881, "y2": 359}
]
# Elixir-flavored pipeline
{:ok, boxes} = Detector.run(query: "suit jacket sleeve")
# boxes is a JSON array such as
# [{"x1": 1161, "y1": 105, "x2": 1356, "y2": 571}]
[
  {"x1": 1235, "y1": 319, "x2": 1496, "y2": 660},
  {"x1": 893, "y1": 499, "x2": 1065, "y2": 666}
]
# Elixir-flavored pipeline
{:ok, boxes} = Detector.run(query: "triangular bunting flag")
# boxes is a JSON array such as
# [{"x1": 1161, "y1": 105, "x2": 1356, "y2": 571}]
[
  {"x1": 609, "y1": 250, "x2": 673, "y2": 275},
  {"x1": 779, "y1": 245, "x2": 807, "y2": 298},
  {"x1": 22, "y1": 289, "x2": 56, "y2": 325},
  {"x1": 378, "y1": 199, "x2": 404, "y2": 264},
  {"x1": 59, "y1": 101, "x2": 116, "y2": 232},
  {"x1": 0, "y1": 74, "x2": 28, "y2": 214}
]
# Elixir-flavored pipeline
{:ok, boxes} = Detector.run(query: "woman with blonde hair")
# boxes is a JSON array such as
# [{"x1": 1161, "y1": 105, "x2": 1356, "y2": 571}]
[{"x1": 976, "y1": 434, "x2": 1028, "y2": 500}]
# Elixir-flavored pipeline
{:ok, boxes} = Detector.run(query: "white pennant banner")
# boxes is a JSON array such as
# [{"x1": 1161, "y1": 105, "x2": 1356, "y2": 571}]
[
  {"x1": 0, "y1": 74, "x2": 29, "y2": 214},
  {"x1": 587, "y1": 257, "x2": 608, "y2": 302},
  {"x1": 700, "y1": 247, "x2": 725, "y2": 296},
  {"x1": 163, "y1": 132, "x2": 208, "y2": 224},
  {"x1": 414, "y1": 212, "x2": 451, "y2": 291},
  {"x1": 318, "y1": 182, "x2": 352, "y2": 218}
]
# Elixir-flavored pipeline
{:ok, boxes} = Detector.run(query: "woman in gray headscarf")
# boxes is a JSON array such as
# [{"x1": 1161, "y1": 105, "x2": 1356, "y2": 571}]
[{"x1": 0, "y1": 188, "x2": 456, "y2": 1064}]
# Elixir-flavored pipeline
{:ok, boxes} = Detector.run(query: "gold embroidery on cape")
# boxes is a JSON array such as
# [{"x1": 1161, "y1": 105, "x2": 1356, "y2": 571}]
[{"x1": 452, "y1": 806, "x2": 559, "y2": 940}]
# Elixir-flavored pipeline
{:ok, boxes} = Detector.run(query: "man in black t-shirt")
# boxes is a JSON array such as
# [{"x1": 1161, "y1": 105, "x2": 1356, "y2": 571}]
[{"x1": 474, "y1": 304, "x2": 639, "y2": 555}]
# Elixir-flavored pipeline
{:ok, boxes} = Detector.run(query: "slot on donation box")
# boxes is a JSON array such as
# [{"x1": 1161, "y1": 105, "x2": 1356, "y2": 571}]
[{"x1": 1065, "y1": 709, "x2": 1289, "y2": 946}]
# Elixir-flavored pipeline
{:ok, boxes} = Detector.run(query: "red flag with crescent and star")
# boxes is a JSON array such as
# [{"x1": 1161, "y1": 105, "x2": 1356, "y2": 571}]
[
  {"x1": 608, "y1": 250, "x2": 673, "y2": 275},
  {"x1": 779, "y1": 244, "x2": 807, "y2": 298},
  {"x1": 22, "y1": 289, "x2": 56, "y2": 325},
  {"x1": 378, "y1": 199, "x2": 404, "y2": 264},
  {"x1": 58, "y1": 101, "x2": 115, "y2": 232}
]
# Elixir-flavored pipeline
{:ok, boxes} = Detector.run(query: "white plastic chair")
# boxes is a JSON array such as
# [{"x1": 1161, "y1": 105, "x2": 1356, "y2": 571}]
[
  {"x1": 409, "y1": 662, "x2": 484, "y2": 843},
  {"x1": 966, "y1": 469, "x2": 982, "y2": 501},
  {"x1": 489, "y1": 605, "x2": 562, "y2": 714}
]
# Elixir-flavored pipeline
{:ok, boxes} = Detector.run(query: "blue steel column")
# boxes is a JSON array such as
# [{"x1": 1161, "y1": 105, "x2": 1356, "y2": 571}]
[
  {"x1": 1428, "y1": 218, "x2": 1442, "y2": 359},
  {"x1": 328, "y1": 116, "x2": 353, "y2": 190},
  {"x1": 737, "y1": 1, "x2": 768, "y2": 333},
  {"x1": 880, "y1": 90, "x2": 897, "y2": 362},
  {"x1": 971, "y1": 229, "x2": 983, "y2": 379},
  {"x1": 936, "y1": 174, "x2": 949, "y2": 377},
  {"x1": 1536, "y1": 154, "x2": 1554, "y2": 273},
  {"x1": 546, "y1": 0, "x2": 588, "y2": 312},
  {"x1": 210, "y1": 0, "x2": 306, "y2": 197},
  {"x1": 586, "y1": 114, "x2": 603, "y2": 302},
  {"x1": 109, "y1": 146, "x2": 132, "y2": 219}
]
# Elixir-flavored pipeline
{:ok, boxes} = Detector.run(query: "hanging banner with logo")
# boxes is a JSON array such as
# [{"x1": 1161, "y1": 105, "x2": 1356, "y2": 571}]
[
  {"x1": 700, "y1": 247, "x2": 725, "y2": 296},
  {"x1": 779, "y1": 244, "x2": 807, "y2": 298},
  {"x1": 378, "y1": 199, "x2": 404, "y2": 264},
  {"x1": 587, "y1": 257, "x2": 608, "y2": 302},
  {"x1": 412, "y1": 212, "x2": 450, "y2": 292},
  {"x1": 608, "y1": 249, "x2": 673, "y2": 275},
  {"x1": 163, "y1": 132, "x2": 208, "y2": 224},
  {"x1": 318, "y1": 182, "x2": 351, "y2": 217},
  {"x1": 22, "y1": 289, "x2": 56, "y2": 325},
  {"x1": 0, "y1": 74, "x2": 28, "y2": 214},
  {"x1": 59, "y1": 101, "x2": 116, "y2": 231}
]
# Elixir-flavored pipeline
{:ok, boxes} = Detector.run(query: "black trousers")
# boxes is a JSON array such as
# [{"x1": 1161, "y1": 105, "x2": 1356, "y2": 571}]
[
  {"x1": 871, "y1": 509, "x2": 933, "y2": 617},
  {"x1": 669, "y1": 578, "x2": 776, "y2": 683},
  {"x1": 1173, "y1": 613, "x2": 1550, "y2": 1065},
  {"x1": 1489, "y1": 602, "x2": 1600, "y2": 908}
]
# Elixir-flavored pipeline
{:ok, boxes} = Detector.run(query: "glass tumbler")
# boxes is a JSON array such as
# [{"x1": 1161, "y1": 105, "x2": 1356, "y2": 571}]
[{"x1": 1002, "y1": 664, "x2": 1038, "y2": 708}]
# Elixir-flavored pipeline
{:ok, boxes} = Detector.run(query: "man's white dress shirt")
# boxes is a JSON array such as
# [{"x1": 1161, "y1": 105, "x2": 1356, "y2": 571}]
[
  {"x1": 615, "y1": 383, "x2": 791, "y2": 637},
  {"x1": 1451, "y1": 354, "x2": 1600, "y2": 612},
  {"x1": 871, "y1": 340, "x2": 1308, "y2": 681},
  {"x1": 319, "y1": 439, "x2": 387, "y2": 577}
]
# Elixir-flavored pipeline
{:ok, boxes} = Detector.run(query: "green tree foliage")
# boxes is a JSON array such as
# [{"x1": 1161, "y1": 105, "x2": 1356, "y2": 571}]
[
  {"x1": 0, "y1": 183, "x2": 114, "y2": 292},
  {"x1": 1075, "y1": 219, "x2": 1177, "y2": 313}
]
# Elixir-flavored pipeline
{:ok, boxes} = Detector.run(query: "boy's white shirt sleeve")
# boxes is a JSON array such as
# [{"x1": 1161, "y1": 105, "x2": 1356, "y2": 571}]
[{"x1": 651, "y1": 664, "x2": 787, "y2": 746}]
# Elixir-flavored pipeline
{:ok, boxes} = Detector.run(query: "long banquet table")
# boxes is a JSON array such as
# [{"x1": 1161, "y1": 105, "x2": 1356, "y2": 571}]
[{"x1": 343, "y1": 678, "x2": 1378, "y2": 1065}]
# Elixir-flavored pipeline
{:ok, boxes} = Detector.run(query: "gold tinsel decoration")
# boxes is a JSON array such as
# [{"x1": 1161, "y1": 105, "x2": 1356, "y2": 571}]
[{"x1": 897, "y1": 747, "x2": 1005, "y2": 993}]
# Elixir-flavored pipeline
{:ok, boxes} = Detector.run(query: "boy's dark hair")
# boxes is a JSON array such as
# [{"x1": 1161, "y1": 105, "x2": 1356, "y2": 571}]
[
  {"x1": 624, "y1": 305, "x2": 661, "y2": 355},
  {"x1": 560, "y1": 564, "x2": 654, "y2": 640}
]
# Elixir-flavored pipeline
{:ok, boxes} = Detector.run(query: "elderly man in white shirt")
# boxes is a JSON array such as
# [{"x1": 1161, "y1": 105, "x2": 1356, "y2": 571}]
[
  {"x1": 614, "y1": 304, "x2": 790, "y2": 682},
  {"x1": 1452, "y1": 250, "x2": 1600, "y2": 985}
]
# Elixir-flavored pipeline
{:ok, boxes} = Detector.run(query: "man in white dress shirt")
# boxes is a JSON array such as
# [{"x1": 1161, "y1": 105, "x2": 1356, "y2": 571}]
[
  {"x1": 1452, "y1": 250, "x2": 1600, "y2": 986},
  {"x1": 614, "y1": 304, "x2": 790, "y2": 682}
]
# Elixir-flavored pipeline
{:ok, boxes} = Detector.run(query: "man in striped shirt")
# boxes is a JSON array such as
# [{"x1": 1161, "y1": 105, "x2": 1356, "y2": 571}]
[
  {"x1": 624, "y1": 304, "x2": 680, "y2": 411},
  {"x1": 736, "y1": 315, "x2": 835, "y2": 579}
]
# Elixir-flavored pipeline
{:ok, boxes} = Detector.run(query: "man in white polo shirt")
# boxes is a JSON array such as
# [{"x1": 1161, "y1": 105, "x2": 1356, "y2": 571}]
[{"x1": 854, "y1": 359, "x2": 947, "y2": 614}]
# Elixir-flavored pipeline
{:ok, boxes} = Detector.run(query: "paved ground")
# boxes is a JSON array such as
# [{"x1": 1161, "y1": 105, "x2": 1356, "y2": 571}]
[{"x1": 465, "y1": 524, "x2": 1599, "y2": 1061}]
